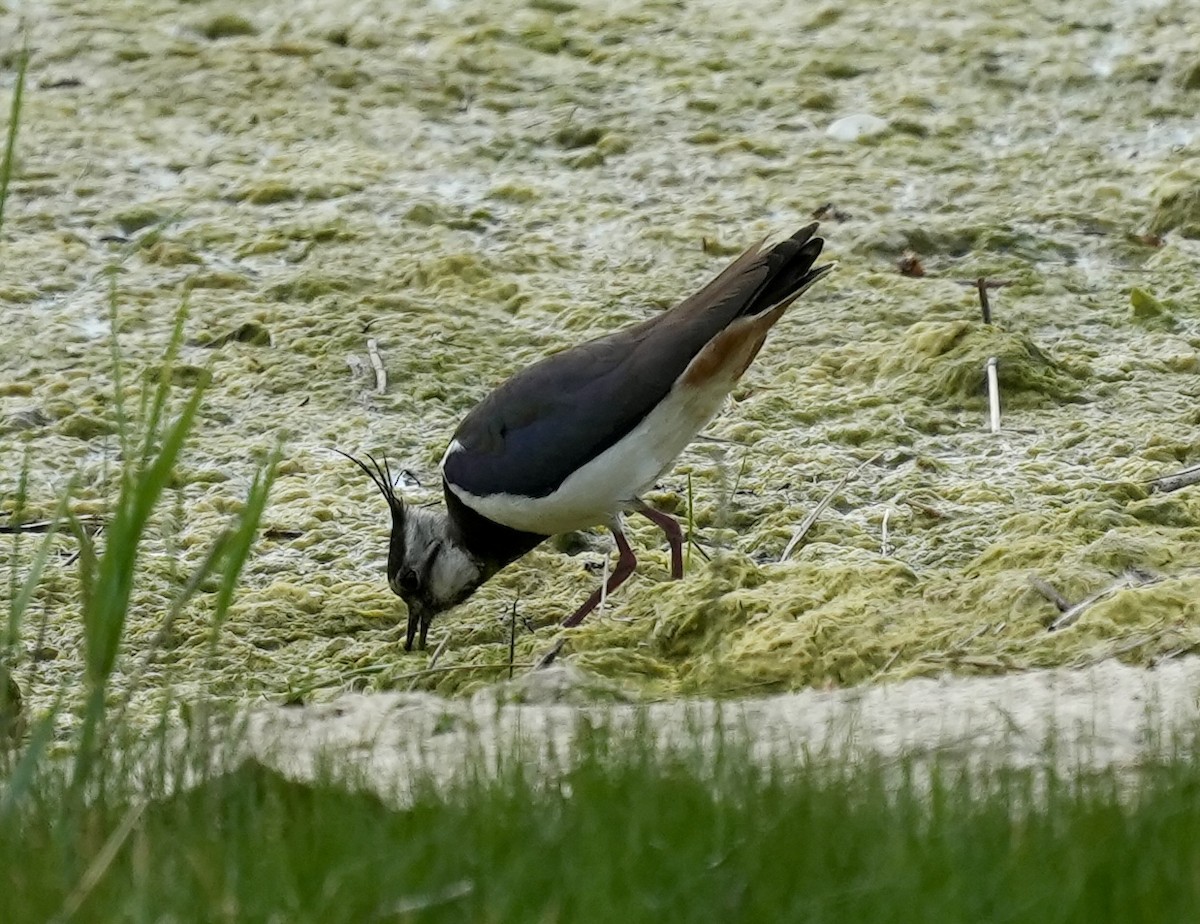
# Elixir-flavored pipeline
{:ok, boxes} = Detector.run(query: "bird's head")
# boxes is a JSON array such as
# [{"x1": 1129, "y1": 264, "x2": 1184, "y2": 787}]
[{"x1": 337, "y1": 451, "x2": 484, "y2": 651}]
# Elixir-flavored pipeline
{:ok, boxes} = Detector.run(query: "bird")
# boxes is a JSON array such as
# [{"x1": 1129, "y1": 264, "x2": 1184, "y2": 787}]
[{"x1": 341, "y1": 223, "x2": 833, "y2": 650}]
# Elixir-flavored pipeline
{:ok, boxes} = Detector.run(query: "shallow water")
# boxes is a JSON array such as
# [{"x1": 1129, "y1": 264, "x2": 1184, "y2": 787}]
[{"x1": 1, "y1": 0, "x2": 1199, "y2": 727}]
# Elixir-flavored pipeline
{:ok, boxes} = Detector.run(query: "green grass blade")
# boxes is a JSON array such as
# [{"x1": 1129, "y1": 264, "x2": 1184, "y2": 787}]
[
  {"x1": 71, "y1": 375, "x2": 209, "y2": 794},
  {"x1": 8, "y1": 516, "x2": 66, "y2": 649},
  {"x1": 66, "y1": 514, "x2": 98, "y2": 614},
  {"x1": 0, "y1": 44, "x2": 27, "y2": 233},
  {"x1": 104, "y1": 528, "x2": 234, "y2": 735},
  {"x1": 0, "y1": 697, "x2": 60, "y2": 822},
  {"x1": 7, "y1": 474, "x2": 76, "y2": 654},
  {"x1": 84, "y1": 372, "x2": 209, "y2": 684},
  {"x1": 140, "y1": 293, "x2": 190, "y2": 462},
  {"x1": 105, "y1": 273, "x2": 132, "y2": 468},
  {"x1": 209, "y1": 447, "x2": 280, "y2": 645},
  {"x1": 5, "y1": 454, "x2": 31, "y2": 647}
]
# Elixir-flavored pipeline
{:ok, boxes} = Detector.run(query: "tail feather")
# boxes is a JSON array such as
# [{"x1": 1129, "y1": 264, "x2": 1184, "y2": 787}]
[{"x1": 748, "y1": 223, "x2": 830, "y2": 316}]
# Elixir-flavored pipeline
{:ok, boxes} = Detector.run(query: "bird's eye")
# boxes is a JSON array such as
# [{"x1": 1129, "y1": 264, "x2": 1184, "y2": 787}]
[{"x1": 399, "y1": 571, "x2": 420, "y2": 594}]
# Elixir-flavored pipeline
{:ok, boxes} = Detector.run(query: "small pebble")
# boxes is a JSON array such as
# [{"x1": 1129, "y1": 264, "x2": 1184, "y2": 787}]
[{"x1": 826, "y1": 113, "x2": 889, "y2": 142}]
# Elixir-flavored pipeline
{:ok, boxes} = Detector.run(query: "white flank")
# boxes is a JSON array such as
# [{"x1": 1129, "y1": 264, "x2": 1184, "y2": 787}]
[{"x1": 444, "y1": 319, "x2": 762, "y2": 536}]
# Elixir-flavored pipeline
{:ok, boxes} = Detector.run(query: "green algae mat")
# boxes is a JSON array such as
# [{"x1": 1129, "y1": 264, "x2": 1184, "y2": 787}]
[{"x1": 2, "y1": 0, "x2": 1199, "y2": 725}]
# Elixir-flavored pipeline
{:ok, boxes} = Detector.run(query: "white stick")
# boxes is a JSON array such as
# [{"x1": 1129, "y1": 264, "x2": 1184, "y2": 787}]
[
  {"x1": 881, "y1": 508, "x2": 892, "y2": 556},
  {"x1": 986, "y1": 357, "x2": 1000, "y2": 433},
  {"x1": 1151, "y1": 463, "x2": 1200, "y2": 494},
  {"x1": 367, "y1": 338, "x2": 387, "y2": 394}
]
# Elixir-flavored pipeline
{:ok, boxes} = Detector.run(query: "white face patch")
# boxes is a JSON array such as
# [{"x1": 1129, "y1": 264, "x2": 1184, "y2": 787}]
[
  {"x1": 401, "y1": 506, "x2": 483, "y2": 611},
  {"x1": 426, "y1": 541, "x2": 481, "y2": 610}
]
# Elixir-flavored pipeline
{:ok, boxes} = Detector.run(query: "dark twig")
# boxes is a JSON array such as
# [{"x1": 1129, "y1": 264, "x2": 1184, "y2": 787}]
[
  {"x1": 955, "y1": 277, "x2": 1010, "y2": 324},
  {"x1": 60, "y1": 524, "x2": 102, "y2": 569},
  {"x1": 1, "y1": 515, "x2": 103, "y2": 534},
  {"x1": 536, "y1": 639, "x2": 565, "y2": 670},
  {"x1": 811, "y1": 202, "x2": 851, "y2": 222},
  {"x1": 976, "y1": 276, "x2": 992, "y2": 324}
]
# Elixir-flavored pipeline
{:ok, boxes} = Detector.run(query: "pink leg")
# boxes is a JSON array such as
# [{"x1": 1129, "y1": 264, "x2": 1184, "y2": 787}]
[
  {"x1": 632, "y1": 500, "x2": 684, "y2": 580},
  {"x1": 561, "y1": 527, "x2": 637, "y2": 628}
]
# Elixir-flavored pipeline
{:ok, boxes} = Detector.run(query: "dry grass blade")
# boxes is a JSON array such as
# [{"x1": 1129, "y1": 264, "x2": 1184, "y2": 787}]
[
  {"x1": 386, "y1": 880, "x2": 475, "y2": 915},
  {"x1": 1050, "y1": 571, "x2": 1159, "y2": 632},
  {"x1": 779, "y1": 453, "x2": 881, "y2": 563},
  {"x1": 319, "y1": 660, "x2": 533, "y2": 698},
  {"x1": 54, "y1": 799, "x2": 146, "y2": 922},
  {"x1": 407, "y1": 631, "x2": 453, "y2": 691},
  {"x1": 871, "y1": 646, "x2": 904, "y2": 681},
  {"x1": 598, "y1": 550, "x2": 610, "y2": 613},
  {"x1": 400, "y1": 662, "x2": 534, "y2": 684},
  {"x1": 428, "y1": 631, "x2": 452, "y2": 668},
  {"x1": 1105, "y1": 626, "x2": 1171, "y2": 659}
]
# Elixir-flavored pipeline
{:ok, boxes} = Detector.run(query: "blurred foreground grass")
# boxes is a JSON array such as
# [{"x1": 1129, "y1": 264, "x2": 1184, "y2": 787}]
[{"x1": 7, "y1": 725, "x2": 1200, "y2": 923}]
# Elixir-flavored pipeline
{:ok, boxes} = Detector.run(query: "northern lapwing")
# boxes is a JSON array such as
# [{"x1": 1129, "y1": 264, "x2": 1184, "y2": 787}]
[{"x1": 342, "y1": 223, "x2": 833, "y2": 650}]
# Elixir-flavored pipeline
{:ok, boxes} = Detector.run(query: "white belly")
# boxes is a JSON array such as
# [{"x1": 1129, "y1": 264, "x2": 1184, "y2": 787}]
[{"x1": 443, "y1": 372, "x2": 733, "y2": 536}]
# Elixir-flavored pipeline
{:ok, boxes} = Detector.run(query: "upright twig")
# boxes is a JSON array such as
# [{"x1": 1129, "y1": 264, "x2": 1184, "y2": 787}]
[
  {"x1": 507, "y1": 598, "x2": 518, "y2": 680},
  {"x1": 976, "y1": 276, "x2": 992, "y2": 325}
]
